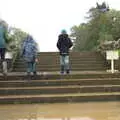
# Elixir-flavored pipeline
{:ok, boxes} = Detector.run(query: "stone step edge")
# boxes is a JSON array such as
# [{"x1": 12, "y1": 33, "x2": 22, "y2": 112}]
[
  {"x1": 0, "y1": 77, "x2": 119, "y2": 82},
  {"x1": 0, "y1": 71, "x2": 120, "y2": 75},
  {"x1": 0, "y1": 92, "x2": 120, "y2": 99},
  {"x1": 0, "y1": 84, "x2": 120, "y2": 90}
]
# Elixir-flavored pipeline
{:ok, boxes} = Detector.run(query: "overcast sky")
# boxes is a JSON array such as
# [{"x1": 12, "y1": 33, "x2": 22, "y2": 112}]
[{"x1": 0, "y1": 0, "x2": 120, "y2": 51}]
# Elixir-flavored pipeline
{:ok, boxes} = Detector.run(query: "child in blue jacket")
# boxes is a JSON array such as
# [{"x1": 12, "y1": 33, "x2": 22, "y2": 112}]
[{"x1": 21, "y1": 35, "x2": 38, "y2": 76}]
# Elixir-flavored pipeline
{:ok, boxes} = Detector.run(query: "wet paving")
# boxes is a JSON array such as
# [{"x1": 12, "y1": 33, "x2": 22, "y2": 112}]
[{"x1": 0, "y1": 101, "x2": 120, "y2": 120}]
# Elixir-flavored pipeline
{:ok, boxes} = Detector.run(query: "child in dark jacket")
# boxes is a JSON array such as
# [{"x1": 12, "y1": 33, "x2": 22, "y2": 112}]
[{"x1": 57, "y1": 29, "x2": 73, "y2": 74}]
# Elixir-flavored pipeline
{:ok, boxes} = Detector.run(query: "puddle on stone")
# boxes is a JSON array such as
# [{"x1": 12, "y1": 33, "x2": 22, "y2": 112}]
[
  {"x1": 14, "y1": 117, "x2": 95, "y2": 120},
  {"x1": 0, "y1": 102, "x2": 120, "y2": 120}
]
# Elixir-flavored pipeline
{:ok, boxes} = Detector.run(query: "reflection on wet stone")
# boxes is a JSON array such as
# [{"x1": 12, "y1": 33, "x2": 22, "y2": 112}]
[
  {"x1": 0, "y1": 102, "x2": 120, "y2": 120},
  {"x1": 17, "y1": 118, "x2": 95, "y2": 120}
]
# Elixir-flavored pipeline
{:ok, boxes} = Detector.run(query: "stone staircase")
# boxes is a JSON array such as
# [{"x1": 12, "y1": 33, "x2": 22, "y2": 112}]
[
  {"x1": 13, "y1": 52, "x2": 109, "y2": 71},
  {"x1": 0, "y1": 51, "x2": 120, "y2": 104}
]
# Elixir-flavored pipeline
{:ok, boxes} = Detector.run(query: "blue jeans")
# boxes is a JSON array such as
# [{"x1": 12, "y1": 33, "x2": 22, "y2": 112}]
[
  {"x1": 60, "y1": 55, "x2": 69, "y2": 73},
  {"x1": 27, "y1": 62, "x2": 36, "y2": 73}
]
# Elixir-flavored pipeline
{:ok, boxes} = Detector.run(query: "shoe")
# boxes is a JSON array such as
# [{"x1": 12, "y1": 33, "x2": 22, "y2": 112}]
[
  {"x1": 33, "y1": 71, "x2": 37, "y2": 75},
  {"x1": 27, "y1": 72, "x2": 30, "y2": 76},
  {"x1": 66, "y1": 70, "x2": 70, "y2": 74},
  {"x1": 60, "y1": 71, "x2": 64, "y2": 75},
  {"x1": 3, "y1": 72, "x2": 7, "y2": 76}
]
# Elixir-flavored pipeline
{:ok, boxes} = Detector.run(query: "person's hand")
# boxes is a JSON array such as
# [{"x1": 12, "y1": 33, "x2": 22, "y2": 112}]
[{"x1": 35, "y1": 58, "x2": 38, "y2": 63}]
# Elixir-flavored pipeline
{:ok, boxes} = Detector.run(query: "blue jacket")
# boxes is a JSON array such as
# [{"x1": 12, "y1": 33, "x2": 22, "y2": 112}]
[
  {"x1": 0, "y1": 25, "x2": 6, "y2": 48},
  {"x1": 22, "y1": 36, "x2": 37, "y2": 62}
]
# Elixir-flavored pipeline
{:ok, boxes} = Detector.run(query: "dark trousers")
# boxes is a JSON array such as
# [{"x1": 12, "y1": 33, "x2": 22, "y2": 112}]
[
  {"x1": 0, "y1": 48, "x2": 7, "y2": 74},
  {"x1": 0, "y1": 48, "x2": 5, "y2": 61}
]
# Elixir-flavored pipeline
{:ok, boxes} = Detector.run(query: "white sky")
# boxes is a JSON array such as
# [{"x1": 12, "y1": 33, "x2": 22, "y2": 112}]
[{"x1": 0, "y1": 0, "x2": 120, "y2": 51}]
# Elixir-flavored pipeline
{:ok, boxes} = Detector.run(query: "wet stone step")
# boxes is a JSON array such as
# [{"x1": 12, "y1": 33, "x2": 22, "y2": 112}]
[
  {"x1": 13, "y1": 68, "x2": 109, "y2": 72},
  {"x1": 14, "y1": 61, "x2": 106, "y2": 66},
  {"x1": 0, "y1": 78, "x2": 120, "y2": 87},
  {"x1": 13, "y1": 67, "x2": 107, "y2": 71},
  {"x1": 0, "y1": 85, "x2": 120, "y2": 95},
  {"x1": 0, "y1": 92, "x2": 120, "y2": 104},
  {"x1": 14, "y1": 57, "x2": 107, "y2": 62},
  {"x1": 0, "y1": 72, "x2": 120, "y2": 80},
  {"x1": 13, "y1": 63, "x2": 106, "y2": 68}
]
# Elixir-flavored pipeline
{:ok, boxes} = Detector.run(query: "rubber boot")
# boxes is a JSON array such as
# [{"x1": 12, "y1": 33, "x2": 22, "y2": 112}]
[{"x1": 2, "y1": 61, "x2": 7, "y2": 76}]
